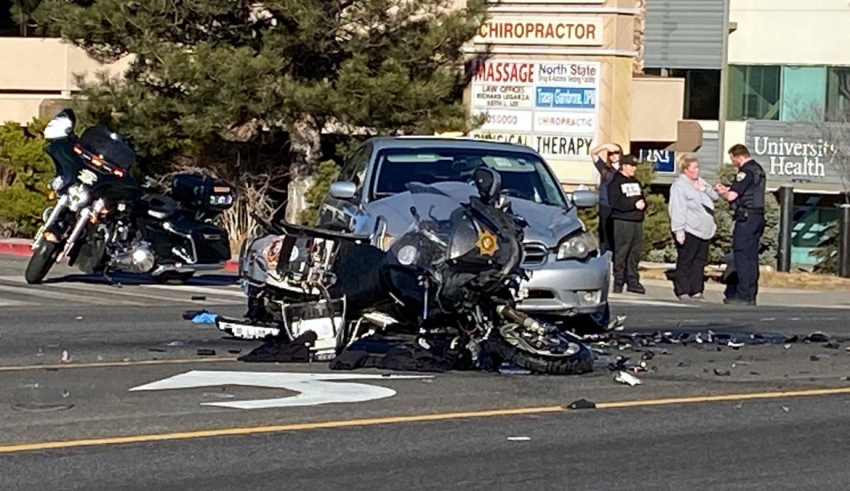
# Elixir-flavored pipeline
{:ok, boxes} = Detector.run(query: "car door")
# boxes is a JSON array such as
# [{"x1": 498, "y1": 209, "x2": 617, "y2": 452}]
[{"x1": 317, "y1": 142, "x2": 372, "y2": 232}]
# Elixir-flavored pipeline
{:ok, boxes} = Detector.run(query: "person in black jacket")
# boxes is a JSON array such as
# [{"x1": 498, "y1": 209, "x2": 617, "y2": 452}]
[{"x1": 607, "y1": 154, "x2": 646, "y2": 294}]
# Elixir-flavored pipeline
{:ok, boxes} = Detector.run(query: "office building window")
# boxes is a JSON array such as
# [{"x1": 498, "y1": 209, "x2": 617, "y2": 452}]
[
  {"x1": 640, "y1": 68, "x2": 720, "y2": 120},
  {"x1": 781, "y1": 66, "x2": 826, "y2": 122},
  {"x1": 728, "y1": 65, "x2": 781, "y2": 121},
  {"x1": 826, "y1": 67, "x2": 850, "y2": 122}
]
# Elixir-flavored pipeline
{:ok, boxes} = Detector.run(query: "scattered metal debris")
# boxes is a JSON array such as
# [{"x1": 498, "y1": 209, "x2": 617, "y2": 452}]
[
  {"x1": 507, "y1": 436, "x2": 531, "y2": 441},
  {"x1": 714, "y1": 369, "x2": 731, "y2": 377}
]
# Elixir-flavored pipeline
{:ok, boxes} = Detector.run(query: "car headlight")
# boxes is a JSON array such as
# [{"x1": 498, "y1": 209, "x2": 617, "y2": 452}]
[{"x1": 556, "y1": 232, "x2": 599, "y2": 261}]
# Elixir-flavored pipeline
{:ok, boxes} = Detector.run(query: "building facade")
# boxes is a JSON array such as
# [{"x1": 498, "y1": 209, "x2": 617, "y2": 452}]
[
  {"x1": 643, "y1": 0, "x2": 850, "y2": 268},
  {"x1": 463, "y1": 0, "x2": 700, "y2": 187}
]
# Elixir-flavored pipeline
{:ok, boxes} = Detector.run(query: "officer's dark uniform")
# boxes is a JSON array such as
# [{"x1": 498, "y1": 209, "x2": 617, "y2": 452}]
[{"x1": 726, "y1": 159, "x2": 767, "y2": 304}]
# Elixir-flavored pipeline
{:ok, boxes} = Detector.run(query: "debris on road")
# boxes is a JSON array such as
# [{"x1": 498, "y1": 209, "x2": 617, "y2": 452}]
[
  {"x1": 498, "y1": 364, "x2": 532, "y2": 375},
  {"x1": 228, "y1": 349, "x2": 242, "y2": 355},
  {"x1": 60, "y1": 350, "x2": 70, "y2": 363},
  {"x1": 166, "y1": 341, "x2": 183, "y2": 347},
  {"x1": 148, "y1": 347, "x2": 166, "y2": 353},
  {"x1": 714, "y1": 369, "x2": 731, "y2": 377},
  {"x1": 824, "y1": 340, "x2": 841, "y2": 350},
  {"x1": 568, "y1": 398, "x2": 597, "y2": 410},
  {"x1": 507, "y1": 436, "x2": 531, "y2": 441},
  {"x1": 614, "y1": 371, "x2": 642, "y2": 386},
  {"x1": 191, "y1": 295, "x2": 207, "y2": 301},
  {"x1": 804, "y1": 332, "x2": 830, "y2": 343},
  {"x1": 197, "y1": 348, "x2": 216, "y2": 356}
]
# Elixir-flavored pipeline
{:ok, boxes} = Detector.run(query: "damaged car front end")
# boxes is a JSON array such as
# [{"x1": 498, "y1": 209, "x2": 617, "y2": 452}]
[{"x1": 228, "y1": 168, "x2": 594, "y2": 374}]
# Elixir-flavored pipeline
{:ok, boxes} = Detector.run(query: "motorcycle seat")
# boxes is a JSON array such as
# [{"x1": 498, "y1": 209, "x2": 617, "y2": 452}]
[{"x1": 146, "y1": 194, "x2": 179, "y2": 220}]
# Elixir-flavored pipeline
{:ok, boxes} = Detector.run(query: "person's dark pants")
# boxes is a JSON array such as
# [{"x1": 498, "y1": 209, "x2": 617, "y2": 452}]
[
  {"x1": 674, "y1": 232, "x2": 709, "y2": 297},
  {"x1": 598, "y1": 205, "x2": 614, "y2": 254},
  {"x1": 728, "y1": 214, "x2": 765, "y2": 303},
  {"x1": 613, "y1": 219, "x2": 643, "y2": 288}
]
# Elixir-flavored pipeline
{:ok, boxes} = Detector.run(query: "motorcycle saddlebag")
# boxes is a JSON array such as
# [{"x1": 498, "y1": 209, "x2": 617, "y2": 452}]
[{"x1": 171, "y1": 173, "x2": 235, "y2": 214}]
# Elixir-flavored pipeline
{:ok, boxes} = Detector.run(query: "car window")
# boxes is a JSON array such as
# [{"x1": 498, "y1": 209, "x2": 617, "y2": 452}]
[
  {"x1": 371, "y1": 147, "x2": 567, "y2": 207},
  {"x1": 337, "y1": 143, "x2": 371, "y2": 191}
]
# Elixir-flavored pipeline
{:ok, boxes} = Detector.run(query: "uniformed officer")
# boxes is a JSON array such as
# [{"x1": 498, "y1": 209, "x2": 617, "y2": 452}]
[{"x1": 714, "y1": 144, "x2": 766, "y2": 306}]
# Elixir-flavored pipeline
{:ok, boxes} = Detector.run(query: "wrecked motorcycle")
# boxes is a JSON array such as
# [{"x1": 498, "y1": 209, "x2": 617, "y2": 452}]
[{"x1": 226, "y1": 167, "x2": 593, "y2": 374}]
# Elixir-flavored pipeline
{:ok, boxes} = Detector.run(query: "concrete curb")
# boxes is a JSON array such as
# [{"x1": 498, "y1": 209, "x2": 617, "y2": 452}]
[{"x1": 0, "y1": 239, "x2": 238, "y2": 272}]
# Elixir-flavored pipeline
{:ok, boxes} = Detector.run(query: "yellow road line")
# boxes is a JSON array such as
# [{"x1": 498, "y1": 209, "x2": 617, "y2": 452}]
[
  {"x1": 0, "y1": 406, "x2": 565, "y2": 454},
  {"x1": 2, "y1": 385, "x2": 850, "y2": 454},
  {"x1": 594, "y1": 386, "x2": 850, "y2": 409},
  {"x1": 0, "y1": 357, "x2": 238, "y2": 372}
]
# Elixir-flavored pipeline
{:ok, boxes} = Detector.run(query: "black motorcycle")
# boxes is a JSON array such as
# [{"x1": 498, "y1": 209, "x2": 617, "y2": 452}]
[
  {"x1": 234, "y1": 167, "x2": 593, "y2": 374},
  {"x1": 26, "y1": 109, "x2": 234, "y2": 284}
]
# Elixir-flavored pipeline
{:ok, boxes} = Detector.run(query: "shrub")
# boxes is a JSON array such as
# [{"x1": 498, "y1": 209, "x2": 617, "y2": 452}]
[{"x1": 0, "y1": 118, "x2": 53, "y2": 237}]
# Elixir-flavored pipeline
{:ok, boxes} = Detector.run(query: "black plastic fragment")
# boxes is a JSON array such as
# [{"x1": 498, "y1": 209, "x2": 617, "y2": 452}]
[
  {"x1": 191, "y1": 295, "x2": 207, "y2": 301},
  {"x1": 568, "y1": 398, "x2": 596, "y2": 410},
  {"x1": 197, "y1": 348, "x2": 217, "y2": 356},
  {"x1": 714, "y1": 369, "x2": 731, "y2": 377}
]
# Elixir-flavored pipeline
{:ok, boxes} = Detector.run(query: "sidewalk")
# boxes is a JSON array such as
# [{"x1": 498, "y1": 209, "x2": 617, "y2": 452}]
[
  {"x1": 0, "y1": 238, "x2": 239, "y2": 272},
  {"x1": 628, "y1": 278, "x2": 850, "y2": 310}
]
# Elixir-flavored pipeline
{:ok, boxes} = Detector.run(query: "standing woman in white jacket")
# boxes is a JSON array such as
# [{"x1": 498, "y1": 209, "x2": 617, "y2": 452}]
[{"x1": 668, "y1": 156, "x2": 719, "y2": 301}]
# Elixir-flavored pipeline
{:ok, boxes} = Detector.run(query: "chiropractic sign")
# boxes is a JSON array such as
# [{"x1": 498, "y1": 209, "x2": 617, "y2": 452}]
[
  {"x1": 745, "y1": 121, "x2": 849, "y2": 192},
  {"x1": 474, "y1": 17, "x2": 603, "y2": 46},
  {"x1": 468, "y1": 59, "x2": 600, "y2": 165}
]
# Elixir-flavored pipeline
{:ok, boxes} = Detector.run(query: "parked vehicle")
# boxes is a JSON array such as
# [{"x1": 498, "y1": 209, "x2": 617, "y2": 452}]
[
  {"x1": 26, "y1": 109, "x2": 234, "y2": 284},
  {"x1": 315, "y1": 137, "x2": 611, "y2": 331},
  {"x1": 232, "y1": 168, "x2": 594, "y2": 374}
]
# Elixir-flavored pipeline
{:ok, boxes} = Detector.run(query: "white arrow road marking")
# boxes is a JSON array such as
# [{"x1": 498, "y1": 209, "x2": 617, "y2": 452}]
[{"x1": 129, "y1": 370, "x2": 433, "y2": 410}]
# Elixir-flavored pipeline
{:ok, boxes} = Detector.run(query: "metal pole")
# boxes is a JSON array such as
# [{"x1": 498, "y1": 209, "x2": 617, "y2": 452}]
[
  {"x1": 839, "y1": 204, "x2": 850, "y2": 278},
  {"x1": 717, "y1": 0, "x2": 732, "y2": 163},
  {"x1": 777, "y1": 184, "x2": 794, "y2": 272}
]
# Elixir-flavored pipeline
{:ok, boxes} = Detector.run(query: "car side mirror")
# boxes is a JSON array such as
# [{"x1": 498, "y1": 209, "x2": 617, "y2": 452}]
[
  {"x1": 329, "y1": 181, "x2": 357, "y2": 200},
  {"x1": 572, "y1": 190, "x2": 599, "y2": 209}
]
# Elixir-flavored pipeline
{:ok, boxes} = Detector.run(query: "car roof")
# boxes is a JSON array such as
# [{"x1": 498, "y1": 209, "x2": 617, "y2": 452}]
[{"x1": 365, "y1": 136, "x2": 540, "y2": 155}]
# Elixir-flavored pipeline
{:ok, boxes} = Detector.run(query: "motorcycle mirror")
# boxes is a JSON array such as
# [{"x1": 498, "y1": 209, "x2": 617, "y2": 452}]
[
  {"x1": 472, "y1": 167, "x2": 501, "y2": 203},
  {"x1": 329, "y1": 181, "x2": 357, "y2": 200},
  {"x1": 571, "y1": 190, "x2": 599, "y2": 209}
]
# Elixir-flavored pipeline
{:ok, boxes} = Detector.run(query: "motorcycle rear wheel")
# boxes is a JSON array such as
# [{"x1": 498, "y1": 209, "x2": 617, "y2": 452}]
[
  {"x1": 493, "y1": 332, "x2": 594, "y2": 375},
  {"x1": 25, "y1": 241, "x2": 61, "y2": 285}
]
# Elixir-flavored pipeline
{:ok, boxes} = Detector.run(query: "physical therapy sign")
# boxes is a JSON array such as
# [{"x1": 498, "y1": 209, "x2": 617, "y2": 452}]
[{"x1": 469, "y1": 59, "x2": 600, "y2": 163}]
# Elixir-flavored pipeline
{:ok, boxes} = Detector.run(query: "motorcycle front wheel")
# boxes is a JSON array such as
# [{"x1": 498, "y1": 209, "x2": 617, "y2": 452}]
[
  {"x1": 25, "y1": 241, "x2": 61, "y2": 284},
  {"x1": 492, "y1": 330, "x2": 594, "y2": 375}
]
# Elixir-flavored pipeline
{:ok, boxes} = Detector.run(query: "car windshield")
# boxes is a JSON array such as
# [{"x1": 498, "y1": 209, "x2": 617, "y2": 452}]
[{"x1": 372, "y1": 147, "x2": 567, "y2": 207}]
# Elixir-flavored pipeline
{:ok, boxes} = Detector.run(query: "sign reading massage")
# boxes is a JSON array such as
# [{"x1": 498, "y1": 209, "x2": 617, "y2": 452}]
[
  {"x1": 745, "y1": 121, "x2": 848, "y2": 191},
  {"x1": 469, "y1": 59, "x2": 600, "y2": 161}
]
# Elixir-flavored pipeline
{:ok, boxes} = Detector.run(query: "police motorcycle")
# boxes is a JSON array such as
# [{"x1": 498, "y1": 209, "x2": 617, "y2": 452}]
[
  {"x1": 25, "y1": 109, "x2": 235, "y2": 284},
  {"x1": 230, "y1": 167, "x2": 594, "y2": 374}
]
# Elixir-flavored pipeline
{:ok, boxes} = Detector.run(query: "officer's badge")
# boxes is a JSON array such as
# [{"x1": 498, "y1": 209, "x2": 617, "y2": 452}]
[
  {"x1": 736, "y1": 172, "x2": 746, "y2": 182},
  {"x1": 475, "y1": 229, "x2": 499, "y2": 257}
]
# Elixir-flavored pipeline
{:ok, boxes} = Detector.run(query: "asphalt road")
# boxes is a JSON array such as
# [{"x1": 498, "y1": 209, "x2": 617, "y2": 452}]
[{"x1": 2, "y1": 256, "x2": 850, "y2": 490}]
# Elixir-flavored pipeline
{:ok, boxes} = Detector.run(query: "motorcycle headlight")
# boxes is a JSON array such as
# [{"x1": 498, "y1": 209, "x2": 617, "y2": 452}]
[
  {"x1": 556, "y1": 232, "x2": 599, "y2": 261},
  {"x1": 397, "y1": 245, "x2": 418, "y2": 266}
]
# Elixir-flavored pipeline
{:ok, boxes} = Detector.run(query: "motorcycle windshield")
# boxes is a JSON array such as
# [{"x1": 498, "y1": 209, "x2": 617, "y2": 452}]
[
  {"x1": 78, "y1": 125, "x2": 136, "y2": 170},
  {"x1": 386, "y1": 181, "x2": 508, "y2": 273}
]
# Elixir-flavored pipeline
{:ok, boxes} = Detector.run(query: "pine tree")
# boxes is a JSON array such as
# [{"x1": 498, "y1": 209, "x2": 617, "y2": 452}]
[{"x1": 29, "y1": 0, "x2": 488, "y2": 223}]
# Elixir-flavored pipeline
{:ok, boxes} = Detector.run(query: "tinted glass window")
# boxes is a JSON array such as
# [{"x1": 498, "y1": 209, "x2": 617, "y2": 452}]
[
  {"x1": 372, "y1": 147, "x2": 566, "y2": 207},
  {"x1": 728, "y1": 65, "x2": 781, "y2": 121}
]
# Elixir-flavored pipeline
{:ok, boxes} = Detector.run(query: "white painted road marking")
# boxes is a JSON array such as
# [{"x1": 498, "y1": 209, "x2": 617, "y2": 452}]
[{"x1": 129, "y1": 370, "x2": 433, "y2": 410}]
